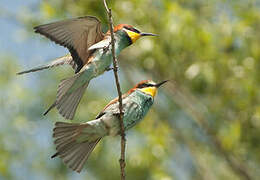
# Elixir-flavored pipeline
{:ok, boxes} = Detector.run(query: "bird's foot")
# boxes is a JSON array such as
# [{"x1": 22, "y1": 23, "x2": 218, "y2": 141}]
[
  {"x1": 114, "y1": 111, "x2": 125, "y2": 119},
  {"x1": 103, "y1": 44, "x2": 110, "y2": 53}
]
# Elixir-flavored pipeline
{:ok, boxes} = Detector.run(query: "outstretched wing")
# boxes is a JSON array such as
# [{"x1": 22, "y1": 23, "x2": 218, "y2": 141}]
[{"x1": 34, "y1": 16, "x2": 105, "y2": 73}]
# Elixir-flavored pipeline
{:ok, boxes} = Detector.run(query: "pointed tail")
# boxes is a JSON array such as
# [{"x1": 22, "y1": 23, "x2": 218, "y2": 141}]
[
  {"x1": 16, "y1": 54, "x2": 76, "y2": 75},
  {"x1": 52, "y1": 122, "x2": 101, "y2": 173},
  {"x1": 44, "y1": 73, "x2": 89, "y2": 120}
]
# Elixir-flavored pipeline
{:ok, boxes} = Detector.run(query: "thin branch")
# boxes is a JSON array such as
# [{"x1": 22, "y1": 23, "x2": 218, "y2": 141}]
[{"x1": 103, "y1": 0, "x2": 126, "y2": 180}]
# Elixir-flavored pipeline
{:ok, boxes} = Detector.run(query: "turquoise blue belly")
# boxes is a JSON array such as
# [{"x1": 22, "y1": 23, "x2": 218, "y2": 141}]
[{"x1": 123, "y1": 91, "x2": 154, "y2": 130}]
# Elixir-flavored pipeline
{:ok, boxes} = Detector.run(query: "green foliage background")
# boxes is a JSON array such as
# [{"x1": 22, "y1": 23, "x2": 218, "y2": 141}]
[{"x1": 1, "y1": 0, "x2": 260, "y2": 179}]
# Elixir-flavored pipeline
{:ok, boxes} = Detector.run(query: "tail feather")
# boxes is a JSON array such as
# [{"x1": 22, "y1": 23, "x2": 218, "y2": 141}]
[
  {"x1": 57, "y1": 140, "x2": 79, "y2": 156},
  {"x1": 43, "y1": 102, "x2": 56, "y2": 116},
  {"x1": 16, "y1": 54, "x2": 76, "y2": 75},
  {"x1": 58, "y1": 87, "x2": 79, "y2": 117},
  {"x1": 52, "y1": 122, "x2": 101, "y2": 173},
  {"x1": 44, "y1": 74, "x2": 89, "y2": 120},
  {"x1": 71, "y1": 140, "x2": 100, "y2": 172},
  {"x1": 56, "y1": 80, "x2": 88, "y2": 120},
  {"x1": 55, "y1": 136, "x2": 76, "y2": 148},
  {"x1": 53, "y1": 128, "x2": 78, "y2": 138},
  {"x1": 51, "y1": 152, "x2": 59, "y2": 159},
  {"x1": 57, "y1": 76, "x2": 77, "y2": 100}
]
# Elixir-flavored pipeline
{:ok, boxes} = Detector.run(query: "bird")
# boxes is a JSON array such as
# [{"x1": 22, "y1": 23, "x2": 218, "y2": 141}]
[
  {"x1": 51, "y1": 79, "x2": 168, "y2": 173},
  {"x1": 17, "y1": 16, "x2": 157, "y2": 120}
]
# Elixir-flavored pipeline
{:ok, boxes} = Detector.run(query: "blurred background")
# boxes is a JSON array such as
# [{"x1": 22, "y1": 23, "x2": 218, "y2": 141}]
[{"x1": 0, "y1": 0, "x2": 260, "y2": 179}]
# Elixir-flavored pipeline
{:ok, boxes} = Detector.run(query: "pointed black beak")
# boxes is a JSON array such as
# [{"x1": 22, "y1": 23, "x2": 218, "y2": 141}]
[
  {"x1": 140, "y1": 32, "x2": 158, "y2": 37},
  {"x1": 155, "y1": 80, "x2": 169, "y2": 88}
]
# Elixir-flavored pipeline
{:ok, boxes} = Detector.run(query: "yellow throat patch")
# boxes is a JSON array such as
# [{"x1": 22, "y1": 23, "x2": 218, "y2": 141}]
[
  {"x1": 139, "y1": 87, "x2": 157, "y2": 97},
  {"x1": 125, "y1": 29, "x2": 141, "y2": 43}
]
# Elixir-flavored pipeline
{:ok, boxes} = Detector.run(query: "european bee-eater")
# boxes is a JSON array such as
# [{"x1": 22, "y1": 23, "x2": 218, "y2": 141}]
[
  {"x1": 17, "y1": 16, "x2": 156, "y2": 120},
  {"x1": 51, "y1": 80, "x2": 168, "y2": 173}
]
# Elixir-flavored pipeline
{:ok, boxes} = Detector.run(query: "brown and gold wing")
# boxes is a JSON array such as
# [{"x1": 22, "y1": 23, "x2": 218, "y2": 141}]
[
  {"x1": 95, "y1": 93, "x2": 130, "y2": 119},
  {"x1": 34, "y1": 16, "x2": 105, "y2": 73}
]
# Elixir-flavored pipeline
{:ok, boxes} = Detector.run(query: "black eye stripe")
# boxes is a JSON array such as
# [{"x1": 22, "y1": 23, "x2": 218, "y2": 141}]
[
  {"x1": 137, "y1": 83, "x2": 154, "y2": 88},
  {"x1": 124, "y1": 26, "x2": 131, "y2": 30},
  {"x1": 124, "y1": 26, "x2": 140, "y2": 33},
  {"x1": 132, "y1": 28, "x2": 140, "y2": 33}
]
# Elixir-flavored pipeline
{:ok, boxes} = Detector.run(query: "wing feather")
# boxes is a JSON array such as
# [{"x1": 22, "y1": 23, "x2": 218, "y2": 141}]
[
  {"x1": 95, "y1": 93, "x2": 130, "y2": 119},
  {"x1": 34, "y1": 16, "x2": 105, "y2": 73}
]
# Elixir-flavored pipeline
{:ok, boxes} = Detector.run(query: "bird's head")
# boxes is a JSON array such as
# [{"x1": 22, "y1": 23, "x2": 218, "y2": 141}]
[
  {"x1": 112, "y1": 24, "x2": 157, "y2": 44},
  {"x1": 129, "y1": 80, "x2": 168, "y2": 98}
]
